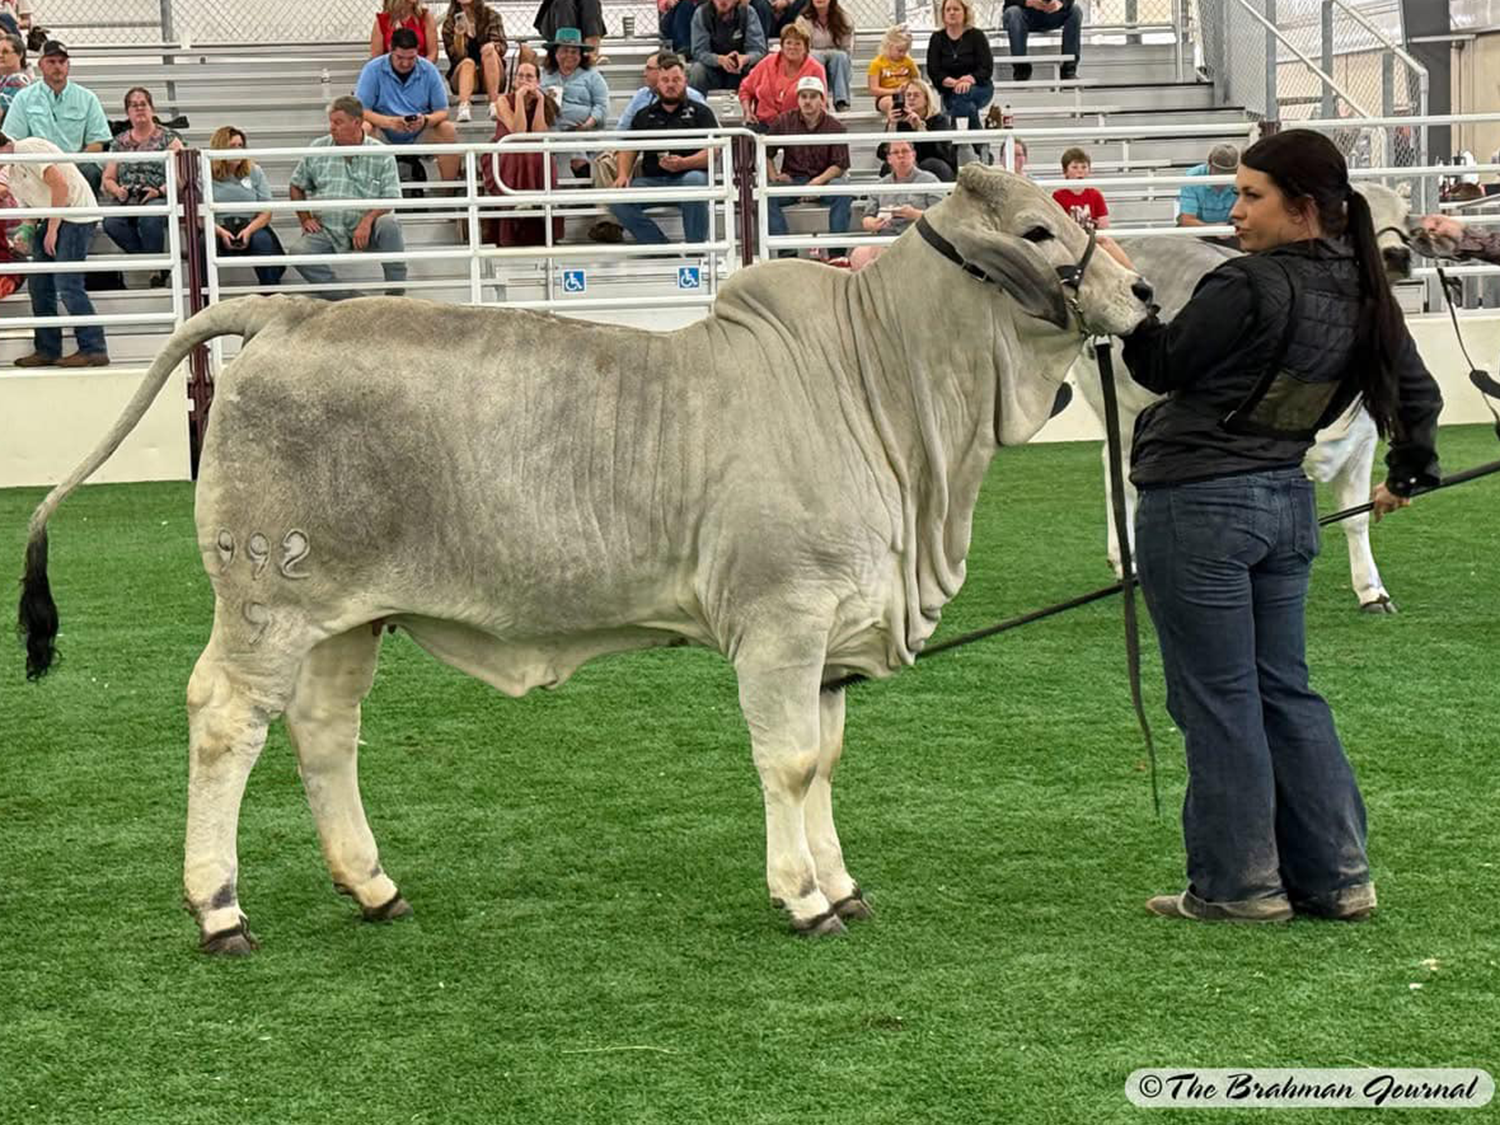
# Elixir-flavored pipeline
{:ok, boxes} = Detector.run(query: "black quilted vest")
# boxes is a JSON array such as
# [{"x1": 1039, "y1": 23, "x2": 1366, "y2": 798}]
[{"x1": 1131, "y1": 239, "x2": 1366, "y2": 488}]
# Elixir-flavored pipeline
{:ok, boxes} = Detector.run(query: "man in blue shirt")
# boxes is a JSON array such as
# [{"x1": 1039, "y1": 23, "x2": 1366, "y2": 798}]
[
  {"x1": 1177, "y1": 142, "x2": 1240, "y2": 232},
  {"x1": 1, "y1": 40, "x2": 110, "y2": 193},
  {"x1": 354, "y1": 26, "x2": 461, "y2": 188}
]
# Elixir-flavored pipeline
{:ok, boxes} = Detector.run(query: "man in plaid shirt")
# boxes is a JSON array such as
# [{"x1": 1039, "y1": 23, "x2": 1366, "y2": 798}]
[{"x1": 288, "y1": 95, "x2": 407, "y2": 300}]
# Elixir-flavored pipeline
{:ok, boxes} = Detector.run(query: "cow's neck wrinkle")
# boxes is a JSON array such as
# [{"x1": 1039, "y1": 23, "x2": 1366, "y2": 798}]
[{"x1": 843, "y1": 249, "x2": 1001, "y2": 643}]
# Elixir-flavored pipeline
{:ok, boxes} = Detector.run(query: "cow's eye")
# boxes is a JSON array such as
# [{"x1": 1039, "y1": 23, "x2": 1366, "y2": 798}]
[{"x1": 1023, "y1": 226, "x2": 1053, "y2": 243}]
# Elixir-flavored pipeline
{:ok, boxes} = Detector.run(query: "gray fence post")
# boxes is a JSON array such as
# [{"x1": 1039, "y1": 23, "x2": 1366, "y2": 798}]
[
  {"x1": 1264, "y1": 0, "x2": 1277, "y2": 124},
  {"x1": 1320, "y1": 0, "x2": 1334, "y2": 117}
]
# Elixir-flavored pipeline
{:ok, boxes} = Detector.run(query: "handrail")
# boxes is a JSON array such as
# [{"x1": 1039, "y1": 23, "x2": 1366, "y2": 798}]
[
  {"x1": 1326, "y1": 0, "x2": 1428, "y2": 81},
  {"x1": 1224, "y1": 0, "x2": 1371, "y2": 118}
]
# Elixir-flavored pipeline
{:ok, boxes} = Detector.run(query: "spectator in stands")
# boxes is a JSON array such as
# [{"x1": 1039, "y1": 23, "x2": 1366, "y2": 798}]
[
  {"x1": 866, "y1": 24, "x2": 919, "y2": 115},
  {"x1": 207, "y1": 125, "x2": 285, "y2": 289},
  {"x1": 356, "y1": 26, "x2": 462, "y2": 189},
  {"x1": 0, "y1": 0, "x2": 32, "y2": 36},
  {"x1": 0, "y1": 31, "x2": 29, "y2": 117},
  {"x1": 2, "y1": 40, "x2": 110, "y2": 194},
  {"x1": 541, "y1": 27, "x2": 609, "y2": 181},
  {"x1": 766, "y1": 74, "x2": 850, "y2": 253},
  {"x1": 1051, "y1": 145, "x2": 1108, "y2": 229},
  {"x1": 441, "y1": 0, "x2": 511, "y2": 123},
  {"x1": 1010, "y1": 134, "x2": 1027, "y2": 173},
  {"x1": 371, "y1": 0, "x2": 440, "y2": 65},
  {"x1": 1178, "y1": 142, "x2": 1239, "y2": 231},
  {"x1": 879, "y1": 75, "x2": 954, "y2": 180},
  {"x1": 803, "y1": 0, "x2": 852, "y2": 111},
  {"x1": 689, "y1": 0, "x2": 766, "y2": 93},
  {"x1": 850, "y1": 138, "x2": 940, "y2": 270},
  {"x1": 535, "y1": 0, "x2": 606, "y2": 61},
  {"x1": 0, "y1": 130, "x2": 107, "y2": 366},
  {"x1": 484, "y1": 59, "x2": 565, "y2": 246},
  {"x1": 594, "y1": 50, "x2": 707, "y2": 203},
  {"x1": 765, "y1": 0, "x2": 807, "y2": 39},
  {"x1": 738, "y1": 21, "x2": 824, "y2": 131},
  {"x1": 608, "y1": 52, "x2": 718, "y2": 246},
  {"x1": 100, "y1": 87, "x2": 182, "y2": 287},
  {"x1": 926, "y1": 0, "x2": 993, "y2": 137},
  {"x1": 1002, "y1": 0, "x2": 1081, "y2": 81},
  {"x1": 288, "y1": 96, "x2": 407, "y2": 299}
]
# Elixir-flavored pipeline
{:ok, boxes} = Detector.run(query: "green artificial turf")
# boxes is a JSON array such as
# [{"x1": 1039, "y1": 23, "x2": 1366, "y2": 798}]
[{"x1": 2, "y1": 427, "x2": 1496, "y2": 1124}]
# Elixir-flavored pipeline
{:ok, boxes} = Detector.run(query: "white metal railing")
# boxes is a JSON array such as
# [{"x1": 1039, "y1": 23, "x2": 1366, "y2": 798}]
[{"x1": 1, "y1": 148, "x2": 184, "y2": 339}]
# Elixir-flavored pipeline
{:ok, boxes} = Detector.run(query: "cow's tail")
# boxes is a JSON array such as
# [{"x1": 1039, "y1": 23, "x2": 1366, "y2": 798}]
[{"x1": 18, "y1": 296, "x2": 320, "y2": 680}]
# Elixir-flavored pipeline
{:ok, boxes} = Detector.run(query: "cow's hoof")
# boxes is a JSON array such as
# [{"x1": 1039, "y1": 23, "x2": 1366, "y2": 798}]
[
  {"x1": 832, "y1": 888, "x2": 873, "y2": 922},
  {"x1": 1359, "y1": 595, "x2": 1398, "y2": 615},
  {"x1": 791, "y1": 909, "x2": 847, "y2": 938},
  {"x1": 362, "y1": 893, "x2": 413, "y2": 923},
  {"x1": 201, "y1": 920, "x2": 259, "y2": 956}
]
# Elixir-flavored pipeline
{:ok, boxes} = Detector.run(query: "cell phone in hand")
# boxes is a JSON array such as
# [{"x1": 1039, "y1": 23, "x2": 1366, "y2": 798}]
[
  {"x1": 892, "y1": 92, "x2": 905, "y2": 111},
  {"x1": 404, "y1": 113, "x2": 422, "y2": 124}
]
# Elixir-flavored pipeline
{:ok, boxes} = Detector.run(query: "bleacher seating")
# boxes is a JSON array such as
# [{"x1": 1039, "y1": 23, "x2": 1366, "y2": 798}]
[{"x1": 1, "y1": 22, "x2": 1256, "y2": 370}]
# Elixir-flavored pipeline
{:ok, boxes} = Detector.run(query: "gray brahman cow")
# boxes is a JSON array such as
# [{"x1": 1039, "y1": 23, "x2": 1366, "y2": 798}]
[
  {"x1": 1073, "y1": 183, "x2": 1418, "y2": 612},
  {"x1": 19, "y1": 165, "x2": 1153, "y2": 953}
]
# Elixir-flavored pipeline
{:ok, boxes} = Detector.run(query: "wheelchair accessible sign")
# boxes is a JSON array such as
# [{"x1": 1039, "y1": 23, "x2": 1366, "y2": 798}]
[
  {"x1": 562, "y1": 269, "x2": 587, "y2": 294},
  {"x1": 677, "y1": 266, "x2": 701, "y2": 290}
]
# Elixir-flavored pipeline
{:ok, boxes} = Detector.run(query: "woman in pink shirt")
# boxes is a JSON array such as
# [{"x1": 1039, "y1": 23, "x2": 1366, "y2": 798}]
[{"x1": 738, "y1": 21, "x2": 825, "y2": 130}]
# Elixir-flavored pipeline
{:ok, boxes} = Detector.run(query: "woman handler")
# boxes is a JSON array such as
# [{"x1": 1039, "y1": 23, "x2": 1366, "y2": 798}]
[{"x1": 1120, "y1": 129, "x2": 1443, "y2": 924}]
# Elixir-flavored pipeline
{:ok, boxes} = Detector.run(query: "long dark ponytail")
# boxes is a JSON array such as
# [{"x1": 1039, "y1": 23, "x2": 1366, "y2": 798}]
[{"x1": 1241, "y1": 128, "x2": 1403, "y2": 437}]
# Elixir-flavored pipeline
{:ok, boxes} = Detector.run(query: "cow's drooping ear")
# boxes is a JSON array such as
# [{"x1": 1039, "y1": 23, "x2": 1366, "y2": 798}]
[{"x1": 953, "y1": 227, "x2": 1070, "y2": 329}]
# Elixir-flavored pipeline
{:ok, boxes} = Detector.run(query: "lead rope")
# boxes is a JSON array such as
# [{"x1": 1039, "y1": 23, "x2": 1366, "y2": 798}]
[
  {"x1": 1093, "y1": 339, "x2": 1161, "y2": 817},
  {"x1": 1435, "y1": 265, "x2": 1500, "y2": 439}
]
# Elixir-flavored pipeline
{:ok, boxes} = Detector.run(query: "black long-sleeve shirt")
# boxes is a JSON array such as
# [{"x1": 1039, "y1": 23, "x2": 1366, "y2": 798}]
[
  {"x1": 925, "y1": 27, "x2": 993, "y2": 89},
  {"x1": 1122, "y1": 239, "x2": 1442, "y2": 495}
]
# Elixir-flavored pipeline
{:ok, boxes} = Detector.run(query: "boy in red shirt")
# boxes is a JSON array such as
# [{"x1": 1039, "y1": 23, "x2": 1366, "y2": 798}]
[{"x1": 1051, "y1": 146, "x2": 1110, "y2": 230}]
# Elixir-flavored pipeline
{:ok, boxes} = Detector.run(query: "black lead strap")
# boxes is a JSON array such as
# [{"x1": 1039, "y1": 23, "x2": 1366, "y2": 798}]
[
  {"x1": 1435, "y1": 265, "x2": 1500, "y2": 438},
  {"x1": 1094, "y1": 338, "x2": 1160, "y2": 817}
]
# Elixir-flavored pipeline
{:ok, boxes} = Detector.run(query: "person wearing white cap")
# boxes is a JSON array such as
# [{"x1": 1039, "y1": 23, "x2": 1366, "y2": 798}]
[
  {"x1": 1177, "y1": 142, "x2": 1240, "y2": 233},
  {"x1": 765, "y1": 73, "x2": 851, "y2": 252}
]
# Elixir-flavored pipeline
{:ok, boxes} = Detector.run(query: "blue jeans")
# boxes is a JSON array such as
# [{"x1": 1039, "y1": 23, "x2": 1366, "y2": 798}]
[
  {"x1": 609, "y1": 171, "x2": 709, "y2": 245},
  {"x1": 1003, "y1": 3, "x2": 1082, "y2": 74},
  {"x1": 688, "y1": 60, "x2": 745, "y2": 93},
  {"x1": 292, "y1": 215, "x2": 406, "y2": 300},
  {"x1": 940, "y1": 80, "x2": 994, "y2": 131},
  {"x1": 766, "y1": 174, "x2": 851, "y2": 245},
  {"x1": 103, "y1": 214, "x2": 167, "y2": 260},
  {"x1": 31, "y1": 220, "x2": 106, "y2": 357},
  {"x1": 813, "y1": 48, "x2": 852, "y2": 105},
  {"x1": 1136, "y1": 469, "x2": 1370, "y2": 912}
]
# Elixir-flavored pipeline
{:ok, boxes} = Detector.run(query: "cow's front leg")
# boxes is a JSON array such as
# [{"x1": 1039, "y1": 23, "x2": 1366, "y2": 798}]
[
  {"x1": 736, "y1": 643, "x2": 844, "y2": 936},
  {"x1": 284, "y1": 626, "x2": 408, "y2": 923},
  {"x1": 1330, "y1": 436, "x2": 1393, "y2": 612},
  {"x1": 805, "y1": 687, "x2": 870, "y2": 921}
]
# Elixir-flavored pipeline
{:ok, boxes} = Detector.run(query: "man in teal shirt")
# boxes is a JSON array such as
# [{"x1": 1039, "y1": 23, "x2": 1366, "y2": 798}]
[
  {"x1": 1177, "y1": 142, "x2": 1240, "y2": 229},
  {"x1": 2, "y1": 40, "x2": 110, "y2": 193}
]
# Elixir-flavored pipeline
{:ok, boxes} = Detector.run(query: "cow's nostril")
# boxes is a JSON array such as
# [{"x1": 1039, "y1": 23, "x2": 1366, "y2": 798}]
[{"x1": 1131, "y1": 279, "x2": 1155, "y2": 304}]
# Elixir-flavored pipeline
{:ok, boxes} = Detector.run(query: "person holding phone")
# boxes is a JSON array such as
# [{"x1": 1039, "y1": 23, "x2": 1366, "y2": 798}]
[
  {"x1": 206, "y1": 125, "x2": 284, "y2": 290},
  {"x1": 354, "y1": 26, "x2": 462, "y2": 188},
  {"x1": 100, "y1": 85, "x2": 182, "y2": 288}
]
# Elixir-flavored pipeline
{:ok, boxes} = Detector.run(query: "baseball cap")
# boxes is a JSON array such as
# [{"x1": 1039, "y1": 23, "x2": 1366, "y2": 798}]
[
  {"x1": 795, "y1": 75, "x2": 826, "y2": 98},
  {"x1": 1208, "y1": 143, "x2": 1240, "y2": 172},
  {"x1": 40, "y1": 40, "x2": 69, "y2": 59}
]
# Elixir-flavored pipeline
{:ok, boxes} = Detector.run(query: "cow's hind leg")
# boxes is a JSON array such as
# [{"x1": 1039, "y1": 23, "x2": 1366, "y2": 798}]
[
  {"x1": 736, "y1": 638, "x2": 844, "y2": 937},
  {"x1": 283, "y1": 626, "x2": 409, "y2": 923},
  {"x1": 1330, "y1": 432, "x2": 1393, "y2": 612},
  {"x1": 805, "y1": 688, "x2": 871, "y2": 921},
  {"x1": 184, "y1": 627, "x2": 302, "y2": 955}
]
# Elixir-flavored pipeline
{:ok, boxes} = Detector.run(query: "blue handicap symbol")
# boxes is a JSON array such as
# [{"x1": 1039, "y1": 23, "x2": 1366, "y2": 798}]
[
  {"x1": 676, "y1": 266, "x2": 702, "y2": 290},
  {"x1": 562, "y1": 269, "x2": 587, "y2": 294}
]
